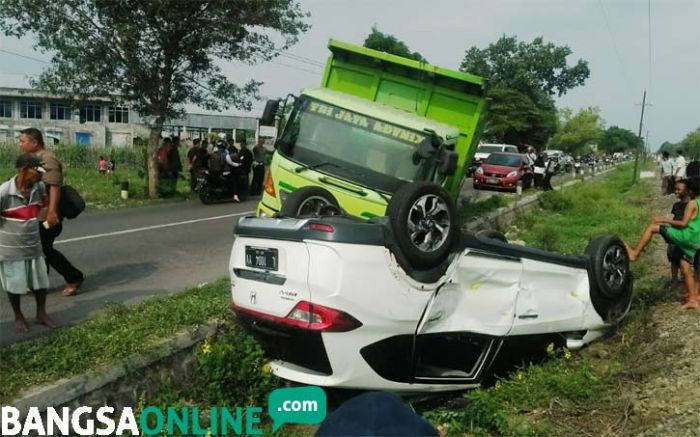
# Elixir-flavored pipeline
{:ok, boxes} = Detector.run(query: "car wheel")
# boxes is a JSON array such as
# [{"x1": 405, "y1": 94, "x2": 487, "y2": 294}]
[
  {"x1": 585, "y1": 236, "x2": 633, "y2": 322},
  {"x1": 477, "y1": 229, "x2": 508, "y2": 243},
  {"x1": 387, "y1": 182, "x2": 457, "y2": 270},
  {"x1": 280, "y1": 186, "x2": 341, "y2": 218}
]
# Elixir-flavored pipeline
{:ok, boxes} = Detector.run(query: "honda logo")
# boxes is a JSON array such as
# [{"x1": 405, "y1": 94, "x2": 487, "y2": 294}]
[{"x1": 250, "y1": 291, "x2": 257, "y2": 305}]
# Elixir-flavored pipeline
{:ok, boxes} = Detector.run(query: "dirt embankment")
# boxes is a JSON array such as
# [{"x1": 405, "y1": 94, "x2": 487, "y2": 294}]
[{"x1": 581, "y1": 192, "x2": 700, "y2": 436}]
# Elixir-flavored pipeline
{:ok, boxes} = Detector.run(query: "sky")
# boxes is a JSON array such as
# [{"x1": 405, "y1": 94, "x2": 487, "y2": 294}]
[{"x1": 1, "y1": 0, "x2": 698, "y2": 149}]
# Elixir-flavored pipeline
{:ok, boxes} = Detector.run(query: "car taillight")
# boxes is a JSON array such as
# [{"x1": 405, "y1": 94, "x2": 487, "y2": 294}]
[
  {"x1": 231, "y1": 301, "x2": 362, "y2": 332},
  {"x1": 308, "y1": 223, "x2": 334, "y2": 233},
  {"x1": 285, "y1": 301, "x2": 362, "y2": 332},
  {"x1": 264, "y1": 171, "x2": 275, "y2": 197}
]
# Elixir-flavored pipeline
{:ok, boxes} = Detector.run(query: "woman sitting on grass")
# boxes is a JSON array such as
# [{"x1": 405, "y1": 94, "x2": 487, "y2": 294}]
[{"x1": 626, "y1": 178, "x2": 700, "y2": 309}]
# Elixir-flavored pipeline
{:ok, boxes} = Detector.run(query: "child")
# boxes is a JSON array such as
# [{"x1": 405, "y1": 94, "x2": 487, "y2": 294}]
[
  {"x1": 98, "y1": 156, "x2": 107, "y2": 175},
  {"x1": 667, "y1": 180, "x2": 691, "y2": 285},
  {"x1": 0, "y1": 155, "x2": 57, "y2": 332},
  {"x1": 626, "y1": 178, "x2": 700, "y2": 309},
  {"x1": 107, "y1": 158, "x2": 115, "y2": 175}
]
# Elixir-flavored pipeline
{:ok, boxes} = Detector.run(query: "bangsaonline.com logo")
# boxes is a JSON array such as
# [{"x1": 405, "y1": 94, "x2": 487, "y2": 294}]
[{"x1": 1, "y1": 387, "x2": 326, "y2": 436}]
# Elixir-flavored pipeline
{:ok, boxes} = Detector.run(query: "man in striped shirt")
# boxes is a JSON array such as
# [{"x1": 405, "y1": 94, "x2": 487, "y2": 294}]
[{"x1": 0, "y1": 154, "x2": 56, "y2": 332}]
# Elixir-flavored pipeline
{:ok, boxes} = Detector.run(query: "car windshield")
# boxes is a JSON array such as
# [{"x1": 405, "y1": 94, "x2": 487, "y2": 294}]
[
  {"x1": 477, "y1": 145, "x2": 503, "y2": 154},
  {"x1": 486, "y1": 153, "x2": 522, "y2": 167},
  {"x1": 277, "y1": 97, "x2": 435, "y2": 193}
]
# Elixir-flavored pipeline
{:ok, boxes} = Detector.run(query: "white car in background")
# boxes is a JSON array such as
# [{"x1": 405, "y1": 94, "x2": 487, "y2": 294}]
[{"x1": 229, "y1": 183, "x2": 633, "y2": 392}]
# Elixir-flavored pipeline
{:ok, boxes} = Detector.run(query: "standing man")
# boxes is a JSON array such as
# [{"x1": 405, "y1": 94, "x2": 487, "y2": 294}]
[
  {"x1": 250, "y1": 139, "x2": 266, "y2": 196},
  {"x1": 1, "y1": 155, "x2": 57, "y2": 331},
  {"x1": 18, "y1": 128, "x2": 84, "y2": 296},
  {"x1": 674, "y1": 150, "x2": 687, "y2": 182},
  {"x1": 660, "y1": 151, "x2": 674, "y2": 195},
  {"x1": 187, "y1": 138, "x2": 202, "y2": 191},
  {"x1": 237, "y1": 141, "x2": 253, "y2": 199},
  {"x1": 543, "y1": 153, "x2": 556, "y2": 191}
]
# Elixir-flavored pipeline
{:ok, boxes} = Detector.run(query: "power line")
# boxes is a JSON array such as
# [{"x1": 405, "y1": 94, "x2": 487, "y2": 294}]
[
  {"x1": 596, "y1": 0, "x2": 634, "y2": 95},
  {"x1": 276, "y1": 51, "x2": 325, "y2": 68},
  {"x1": 0, "y1": 48, "x2": 50, "y2": 64}
]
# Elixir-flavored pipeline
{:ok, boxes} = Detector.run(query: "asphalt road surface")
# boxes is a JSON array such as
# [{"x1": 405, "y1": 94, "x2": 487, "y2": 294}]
[
  {"x1": 0, "y1": 169, "x2": 590, "y2": 346},
  {"x1": 0, "y1": 198, "x2": 256, "y2": 346}
]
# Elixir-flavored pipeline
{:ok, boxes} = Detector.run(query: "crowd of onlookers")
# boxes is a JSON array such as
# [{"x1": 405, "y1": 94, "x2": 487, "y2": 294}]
[
  {"x1": 156, "y1": 134, "x2": 267, "y2": 200},
  {"x1": 626, "y1": 150, "x2": 699, "y2": 309}
]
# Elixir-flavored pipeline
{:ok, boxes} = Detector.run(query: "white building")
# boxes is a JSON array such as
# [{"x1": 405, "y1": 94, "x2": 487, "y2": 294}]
[{"x1": 0, "y1": 87, "x2": 259, "y2": 147}]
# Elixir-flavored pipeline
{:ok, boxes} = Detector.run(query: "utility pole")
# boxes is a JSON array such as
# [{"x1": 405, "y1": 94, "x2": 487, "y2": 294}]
[
  {"x1": 633, "y1": 89, "x2": 648, "y2": 184},
  {"x1": 643, "y1": 129, "x2": 650, "y2": 164}
]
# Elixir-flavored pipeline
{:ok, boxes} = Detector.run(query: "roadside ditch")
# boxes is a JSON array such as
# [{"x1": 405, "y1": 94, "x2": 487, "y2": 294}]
[{"x1": 1, "y1": 164, "x2": 630, "y2": 434}]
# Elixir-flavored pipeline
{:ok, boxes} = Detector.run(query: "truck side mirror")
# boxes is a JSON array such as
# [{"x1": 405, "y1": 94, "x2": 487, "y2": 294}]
[
  {"x1": 260, "y1": 99, "x2": 281, "y2": 126},
  {"x1": 439, "y1": 151, "x2": 458, "y2": 176}
]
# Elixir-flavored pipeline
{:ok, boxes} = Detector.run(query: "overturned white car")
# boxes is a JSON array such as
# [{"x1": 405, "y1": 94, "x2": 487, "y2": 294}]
[{"x1": 229, "y1": 182, "x2": 632, "y2": 392}]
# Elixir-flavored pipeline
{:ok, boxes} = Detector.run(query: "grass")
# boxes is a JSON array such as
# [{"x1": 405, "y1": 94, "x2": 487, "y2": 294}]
[
  {"x1": 459, "y1": 195, "x2": 510, "y2": 224},
  {"x1": 1, "y1": 144, "x2": 194, "y2": 210},
  {"x1": 0, "y1": 279, "x2": 231, "y2": 403},
  {"x1": 422, "y1": 164, "x2": 669, "y2": 436}
]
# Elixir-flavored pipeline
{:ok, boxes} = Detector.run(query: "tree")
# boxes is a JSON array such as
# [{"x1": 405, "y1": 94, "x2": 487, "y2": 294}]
[
  {"x1": 599, "y1": 126, "x2": 643, "y2": 154},
  {"x1": 460, "y1": 35, "x2": 590, "y2": 148},
  {"x1": 548, "y1": 107, "x2": 604, "y2": 155},
  {"x1": 481, "y1": 86, "x2": 557, "y2": 147},
  {"x1": 657, "y1": 141, "x2": 678, "y2": 155},
  {"x1": 681, "y1": 127, "x2": 700, "y2": 160},
  {"x1": 0, "y1": 0, "x2": 308, "y2": 198},
  {"x1": 363, "y1": 26, "x2": 427, "y2": 63}
]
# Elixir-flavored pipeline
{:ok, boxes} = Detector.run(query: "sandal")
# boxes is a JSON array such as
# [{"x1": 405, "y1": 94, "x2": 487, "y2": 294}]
[{"x1": 62, "y1": 278, "x2": 84, "y2": 297}]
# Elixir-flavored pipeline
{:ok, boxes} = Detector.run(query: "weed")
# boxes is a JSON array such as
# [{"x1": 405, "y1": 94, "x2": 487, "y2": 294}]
[
  {"x1": 459, "y1": 195, "x2": 509, "y2": 224},
  {"x1": 0, "y1": 279, "x2": 231, "y2": 402}
]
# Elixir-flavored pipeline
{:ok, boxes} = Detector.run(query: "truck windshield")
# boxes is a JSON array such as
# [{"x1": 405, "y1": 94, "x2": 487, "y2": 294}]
[{"x1": 277, "y1": 98, "x2": 435, "y2": 193}]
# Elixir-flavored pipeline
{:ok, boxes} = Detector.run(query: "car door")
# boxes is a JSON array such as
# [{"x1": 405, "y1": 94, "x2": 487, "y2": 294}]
[{"x1": 411, "y1": 249, "x2": 523, "y2": 383}]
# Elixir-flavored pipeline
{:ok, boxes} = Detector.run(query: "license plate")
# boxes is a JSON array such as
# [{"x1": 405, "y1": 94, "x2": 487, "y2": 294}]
[
  {"x1": 487, "y1": 177, "x2": 499, "y2": 184},
  {"x1": 245, "y1": 246, "x2": 278, "y2": 271}
]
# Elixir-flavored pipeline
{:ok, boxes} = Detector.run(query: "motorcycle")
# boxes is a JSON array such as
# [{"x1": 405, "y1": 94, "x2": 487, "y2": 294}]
[{"x1": 196, "y1": 170, "x2": 247, "y2": 204}]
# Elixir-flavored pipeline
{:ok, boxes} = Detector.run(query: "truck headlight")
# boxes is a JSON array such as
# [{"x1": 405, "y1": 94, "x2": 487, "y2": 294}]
[{"x1": 507, "y1": 171, "x2": 518, "y2": 178}]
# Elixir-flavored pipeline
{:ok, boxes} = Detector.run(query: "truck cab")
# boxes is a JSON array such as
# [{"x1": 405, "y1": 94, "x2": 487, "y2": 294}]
[{"x1": 258, "y1": 40, "x2": 487, "y2": 219}]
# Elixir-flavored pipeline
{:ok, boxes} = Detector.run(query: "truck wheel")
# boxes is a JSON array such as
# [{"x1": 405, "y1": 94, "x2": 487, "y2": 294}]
[
  {"x1": 477, "y1": 229, "x2": 508, "y2": 243},
  {"x1": 280, "y1": 186, "x2": 341, "y2": 218},
  {"x1": 585, "y1": 236, "x2": 633, "y2": 322},
  {"x1": 387, "y1": 182, "x2": 457, "y2": 270}
]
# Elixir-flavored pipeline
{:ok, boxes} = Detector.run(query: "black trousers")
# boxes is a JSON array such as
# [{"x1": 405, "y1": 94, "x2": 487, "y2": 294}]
[
  {"x1": 40, "y1": 222, "x2": 84, "y2": 284},
  {"x1": 251, "y1": 164, "x2": 265, "y2": 195},
  {"x1": 543, "y1": 173, "x2": 554, "y2": 191}
]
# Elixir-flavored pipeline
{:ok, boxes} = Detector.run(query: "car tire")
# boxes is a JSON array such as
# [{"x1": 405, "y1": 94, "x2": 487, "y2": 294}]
[
  {"x1": 280, "y1": 186, "x2": 341, "y2": 218},
  {"x1": 387, "y1": 182, "x2": 457, "y2": 270},
  {"x1": 585, "y1": 236, "x2": 633, "y2": 322},
  {"x1": 477, "y1": 229, "x2": 508, "y2": 243}
]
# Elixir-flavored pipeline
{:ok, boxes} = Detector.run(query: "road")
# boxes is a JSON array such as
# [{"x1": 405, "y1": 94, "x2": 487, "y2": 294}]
[
  {"x1": 0, "y1": 168, "x2": 598, "y2": 346},
  {"x1": 0, "y1": 198, "x2": 256, "y2": 346}
]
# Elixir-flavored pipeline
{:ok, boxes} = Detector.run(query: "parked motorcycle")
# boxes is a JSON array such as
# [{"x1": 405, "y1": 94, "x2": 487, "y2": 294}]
[{"x1": 197, "y1": 171, "x2": 247, "y2": 204}]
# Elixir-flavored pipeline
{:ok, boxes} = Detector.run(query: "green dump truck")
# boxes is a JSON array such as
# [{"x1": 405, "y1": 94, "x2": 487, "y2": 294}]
[{"x1": 257, "y1": 39, "x2": 487, "y2": 219}]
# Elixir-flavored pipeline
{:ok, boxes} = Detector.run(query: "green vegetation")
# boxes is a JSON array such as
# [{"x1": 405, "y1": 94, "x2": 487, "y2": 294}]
[
  {"x1": 0, "y1": 144, "x2": 193, "y2": 209},
  {"x1": 363, "y1": 26, "x2": 427, "y2": 62},
  {"x1": 459, "y1": 195, "x2": 510, "y2": 224},
  {"x1": 657, "y1": 127, "x2": 700, "y2": 160},
  {"x1": 461, "y1": 35, "x2": 590, "y2": 147},
  {"x1": 423, "y1": 165, "x2": 667, "y2": 436},
  {"x1": 0, "y1": 279, "x2": 231, "y2": 403},
  {"x1": 548, "y1": 107, "x2": 604, "y2": 156},
  {"x1": 0, "y1": 0, "x2": 308, "y2": 198}
]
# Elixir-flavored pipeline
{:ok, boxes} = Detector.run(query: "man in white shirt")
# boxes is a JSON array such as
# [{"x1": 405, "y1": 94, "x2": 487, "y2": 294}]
[
  {"x1": 674, "y1": 150, "x2": 687, "y2": 181},
  {"x1": 660, "y1": 151, "x2": 674, "y2": 194}
]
